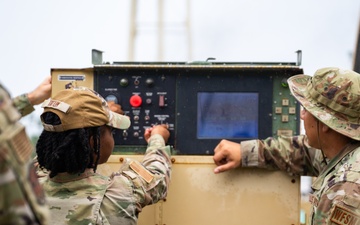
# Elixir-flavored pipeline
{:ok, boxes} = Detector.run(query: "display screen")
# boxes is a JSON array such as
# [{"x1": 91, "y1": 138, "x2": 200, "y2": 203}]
[{"x1": 197, "y1": 92, "x2": 259, "y2": 139}]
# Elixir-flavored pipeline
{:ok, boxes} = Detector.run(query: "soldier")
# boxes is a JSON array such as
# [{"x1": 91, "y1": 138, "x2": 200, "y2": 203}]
[
  {"x1": 13, "y1": 76, "x2": 52, "y2": 117},
  {"x1": 35, "y1": 86, "x2": 172, "y2": 225},
  {"x1": 213, "y1": 67, "x2": 360, "y2": 224},
  {"x1": 0, "y1": 76, "x2": 51, "y2": 225}
]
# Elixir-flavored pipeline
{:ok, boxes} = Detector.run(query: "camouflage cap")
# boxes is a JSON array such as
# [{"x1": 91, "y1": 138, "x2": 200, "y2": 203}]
[
  {"x1": 40, "y1": 87, "x2": 131, "y2": 132},
  {"x1": 288, "y1": 67, "x2": 360, "y2": 140}
]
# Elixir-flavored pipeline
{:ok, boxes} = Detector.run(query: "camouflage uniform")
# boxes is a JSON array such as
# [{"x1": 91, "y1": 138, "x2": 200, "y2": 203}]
[
  {"x1": 0, "y1": 84, "x2": 48, "y2": 225},
  {"x1": 241, "y1": 136, "x2": 360, "y2": 224},
  {"x1": 12, "y1": 93, "x2": 36, "y2": 117},
  {"x1": 39, "y1": 134, "x2": 171, "y2": 225},
  {"x1": 241, "y1": 68, "x2": 360, "y2": 225}
]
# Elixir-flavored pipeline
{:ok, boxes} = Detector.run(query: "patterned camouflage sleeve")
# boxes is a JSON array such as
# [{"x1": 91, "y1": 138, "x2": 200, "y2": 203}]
[
  {"x1": 12, "y1": 93, "x2": 35, "y2": 117},
  {"x1": 0, "y1": 84, "x2": 49, "y2": 224},
  {"x1": 241, "y1": 135, "x2": 325, "y2": 176},
  {"x1": 140, "y1": 133, "x2": 172, "y2": 205}
]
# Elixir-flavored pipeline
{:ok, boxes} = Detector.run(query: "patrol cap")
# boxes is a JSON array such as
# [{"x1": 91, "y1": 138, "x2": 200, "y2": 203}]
[
  {"x1": 288, "y1": 67, "x2": 360, "y2": 140},
  {"x1": 40, "y1": 87, "x2": 131, "y2": 132}
]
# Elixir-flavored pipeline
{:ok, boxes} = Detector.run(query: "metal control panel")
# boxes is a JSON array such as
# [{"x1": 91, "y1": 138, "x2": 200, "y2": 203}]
[
  {"x1": 51, "y1": 62, "x2": 303, "y2": 155},
  {"x1": 94, "y1": 67, "x2": 176, "y2": 153},
  {"x1": 51, "y1": 62, "x2": 304, "y2": 225}
]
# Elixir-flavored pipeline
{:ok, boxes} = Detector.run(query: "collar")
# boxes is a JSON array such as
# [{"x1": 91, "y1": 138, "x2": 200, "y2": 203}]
[
  {"x1": 312, "y1": 141, "x2": 360, "y2": 190},
  {"x1": 49, "y1": 169, "x2": 96, "y2": 183}
]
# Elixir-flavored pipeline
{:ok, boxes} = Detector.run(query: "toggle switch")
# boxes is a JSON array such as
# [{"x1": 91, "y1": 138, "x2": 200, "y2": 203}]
[{"x1": 159, "y1": 95, "x2": 165, "y2": 107}]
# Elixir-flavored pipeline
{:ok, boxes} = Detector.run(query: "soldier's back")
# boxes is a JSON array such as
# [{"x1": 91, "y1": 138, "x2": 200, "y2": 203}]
[{"x1": 0, "y1": 83, "x2": 49, "y2": 225}]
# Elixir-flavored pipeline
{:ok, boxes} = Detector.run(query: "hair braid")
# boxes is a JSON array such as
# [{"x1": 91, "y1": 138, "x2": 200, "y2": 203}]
[
  {"x1": 90, "y1": 127, "x2": 101, "y2": 172},
  {"x1": 36, "y1": 112, "x2": 101, "y2": 178}
]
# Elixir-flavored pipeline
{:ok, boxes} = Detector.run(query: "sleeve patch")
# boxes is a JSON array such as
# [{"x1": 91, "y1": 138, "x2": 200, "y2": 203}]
[
  {"x1": 9, "y1": 127, "x2": 32, "y2": 164},
  {"x1": 330, "y1": 205, "x2": 360, "y2": 225},
  {"x1": 129, "y1": 161, "x2": 154, "y2": 183}
]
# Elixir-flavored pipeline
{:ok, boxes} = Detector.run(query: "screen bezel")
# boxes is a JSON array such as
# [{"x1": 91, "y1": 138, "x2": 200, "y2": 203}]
[{"x1": 176, "y1": 71, "x2": 273, "y2": 155}]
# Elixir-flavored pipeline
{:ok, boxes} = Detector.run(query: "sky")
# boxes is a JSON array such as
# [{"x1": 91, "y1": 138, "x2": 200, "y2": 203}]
[
  {"x1": 0, "y1": 0, "x2": 359, "y2": 136},
  {"x1": 0, "y1": 0, "x2": 359, "y2": 194}
]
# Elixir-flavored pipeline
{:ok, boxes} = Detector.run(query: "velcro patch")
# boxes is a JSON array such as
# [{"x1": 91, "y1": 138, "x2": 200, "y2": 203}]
[
  {"x1": 129, "y1": 161, "x2": 154, "y2": 183},
  {"x1": 9, "y1": 127, "x2": 32, "y2": 164},
  {"x1": 41, "y1": 99, "x2": 71, "y2": 113},
  {"x1": 330, "y1": 205, "x2": 360, "y2": 225}
]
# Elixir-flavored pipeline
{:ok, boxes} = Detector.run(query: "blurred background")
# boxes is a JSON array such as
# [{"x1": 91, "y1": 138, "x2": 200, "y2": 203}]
[{"x1": 1, "y1": 0, "x2": 359, "y2": 202}]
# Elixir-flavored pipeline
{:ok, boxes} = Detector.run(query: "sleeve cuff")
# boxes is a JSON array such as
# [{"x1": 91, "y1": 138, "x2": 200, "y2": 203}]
[
  {"x1": 12, "y1": 93, "x2": 35, "y2": 117},
  {"x1": 148, "y1": 134, "x2": 166, "y2": 148},
  {"x1": 241, "y1": 139, "x2": 260, "y2": 167},
  {"x1": 145, "y1": 134, "x2": 172, "y2": 158}
]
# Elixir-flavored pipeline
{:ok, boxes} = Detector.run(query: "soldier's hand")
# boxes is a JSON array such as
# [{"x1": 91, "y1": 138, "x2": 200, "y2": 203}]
[
  {"x1": 144, "y1": 125, "x2": 170, "y2": 143},
  {"x1": 27, "y1": 76, "x2": 52, "y2": 105},
  {"x1": 213, "y1": 139, "x2": 241, "y2": 174},
  {"x1": 108, "y1": 101, "x2": 124, "y2": 115}
]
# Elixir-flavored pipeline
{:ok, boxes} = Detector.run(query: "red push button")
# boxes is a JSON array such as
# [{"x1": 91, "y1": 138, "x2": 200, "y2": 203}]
[{"x1": 130, "y1": 95, "x2": 142, "y2": 107}]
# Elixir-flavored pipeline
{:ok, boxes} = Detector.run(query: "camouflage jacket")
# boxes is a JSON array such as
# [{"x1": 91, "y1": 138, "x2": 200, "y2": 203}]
[
  {"x1": 39, "y1": 134, "x2": 172, "y2": 225},
  {"x1": 12, "y1": 93, "x2": 35, "y2": 116},
  {"x1": 241, "y1": 135, "x2": 360, "y2": 225},
  {"x1": 0, "y1": 84, "x2": 48, "y2": 225}
]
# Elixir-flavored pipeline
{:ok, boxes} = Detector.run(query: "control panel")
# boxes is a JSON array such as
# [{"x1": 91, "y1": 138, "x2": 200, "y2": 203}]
[
  {"x1": 51, "y1": 62, "x2": 303, "y2": 155},
  {"x1": 94, "y1": 67, "x2": 176, "y2": 152}
]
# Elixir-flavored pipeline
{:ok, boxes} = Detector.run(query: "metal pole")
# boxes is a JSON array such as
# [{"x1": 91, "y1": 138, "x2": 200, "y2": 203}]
[
  {"x1": 186, "y1": 0, "x2": 192, "y2": 61},
  {"x1": 158, "y1": 0, "x2": 164, "y2": 61},
  {"x1": 353, "y1": 18, "x2": 360, "y2": 73},
  {"x1": 128, "y1": 0, "x2": 137, "y2": 61}
]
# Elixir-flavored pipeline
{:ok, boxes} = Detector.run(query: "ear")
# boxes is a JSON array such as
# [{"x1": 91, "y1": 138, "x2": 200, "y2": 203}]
[{"x1": 321, "y1": 123, "x2": 330, "y2": 133}]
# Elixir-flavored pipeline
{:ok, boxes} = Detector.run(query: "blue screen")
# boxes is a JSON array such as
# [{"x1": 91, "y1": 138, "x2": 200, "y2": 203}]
[{"x1": 197, "y1": 92, "x2": 259, "y2": 139}]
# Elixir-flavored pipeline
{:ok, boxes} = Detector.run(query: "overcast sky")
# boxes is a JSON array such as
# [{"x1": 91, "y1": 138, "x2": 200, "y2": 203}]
[{"x1": 0, "y1": 0, "x2": 359, "y2": 136}]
